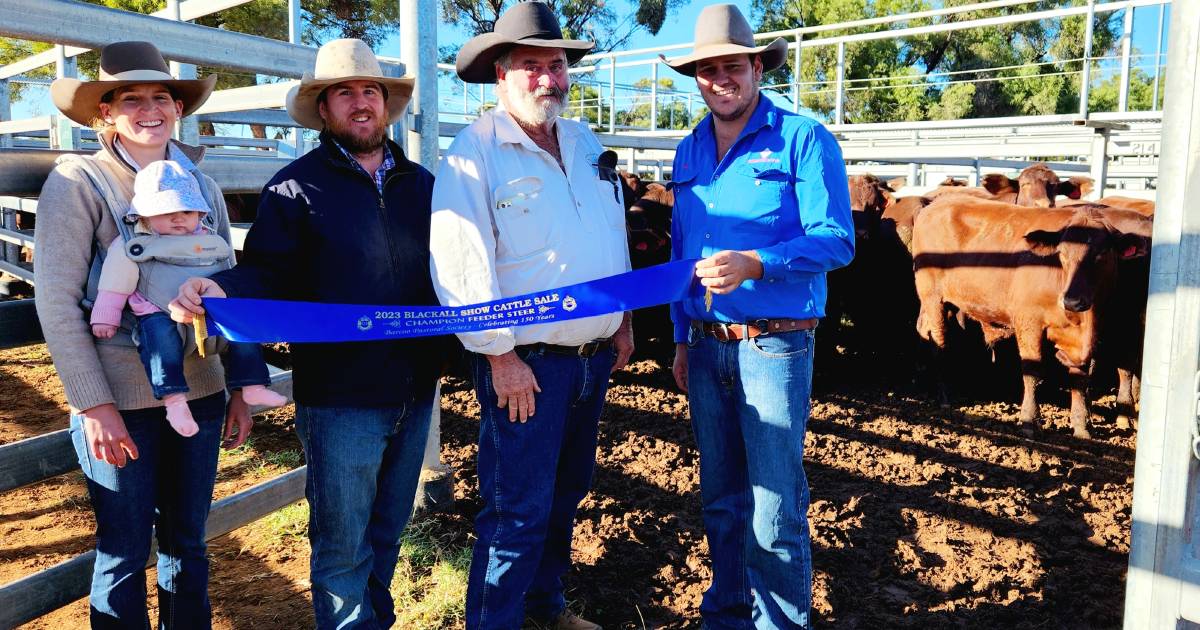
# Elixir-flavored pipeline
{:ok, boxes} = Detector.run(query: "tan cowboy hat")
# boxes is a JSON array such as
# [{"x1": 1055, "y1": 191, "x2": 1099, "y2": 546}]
[
  {"x1": 50, "y1": 41, "x2": 217, "y2": 127},
  {"x1": 285, "y1": 38, "x2": 415, "y2": 130},
  {"x1": 455, "y1": 2, "x2": 594, "y2": 84},
  {"x1": 661, "y1": 4, "x2": 788, "y2": 77}
]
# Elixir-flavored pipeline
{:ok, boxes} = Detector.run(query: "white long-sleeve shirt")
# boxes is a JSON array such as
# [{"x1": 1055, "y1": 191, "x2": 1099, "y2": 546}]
[{"x1": 430, "y1": 105, "x2": 631, "y2": 355}]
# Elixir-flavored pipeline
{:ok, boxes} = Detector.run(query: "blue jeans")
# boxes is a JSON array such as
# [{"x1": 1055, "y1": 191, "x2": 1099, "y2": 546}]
[
  {"x1": 135, "y1": 312, "x2": 271, "y2": 399},
  {"x1": 466, "y1": 345, "x2": 614, "y2": 630},
  {"x1": 686, "y1": 327, "x2": 816, "y2": 630},
  {"x1": 293, "y1": 385, "x2": 435, "y2": 630},
  {"x1": 69, "y1": 391, "x2": 225, "y2": 630}
]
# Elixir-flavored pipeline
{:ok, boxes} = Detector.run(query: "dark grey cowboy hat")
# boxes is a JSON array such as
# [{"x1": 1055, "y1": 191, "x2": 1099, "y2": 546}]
[
  {"x1": 50, "y1": 41, "x2": 217, "y2": 126},
  {"x1": 661, "y1": 4, "x2": 788, "y2": 77},
  {"x1": 455, "y1": 2, "x2": 594, "y2": 84}
]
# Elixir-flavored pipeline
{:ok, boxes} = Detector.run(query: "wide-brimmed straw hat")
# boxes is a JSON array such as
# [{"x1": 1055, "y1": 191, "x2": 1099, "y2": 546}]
[
  {"x1": 455, "y1": 2, "x2": 594, "y2": 84},
  {"x1": 285, "y1": 38, "x2": 414, "y2": 130},
  {"x1": 50, "y1": 41, "x2": 217, "y2": 127},
  {"x1": 660, "y1": 4, "x2": 788, "y2": 77}
]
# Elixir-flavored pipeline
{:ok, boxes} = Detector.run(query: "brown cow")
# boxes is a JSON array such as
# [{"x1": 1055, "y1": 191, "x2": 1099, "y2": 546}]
[
  {"x1": 830, "y1": 175, "x2": 932, "y2": 371},
  {"x1": 913, "y1": 199, "x2": 1152, "y2": 438},
  {"x1": 926, "y1": 164, "x2": 1094, "y2": 207},
  {"x1": 983, "y1": 163, "x2": 1094, "y2": 207},
  {"x1": 622, "y1": 175, "x2": 675, "y2": 353},
  {"x1": 1064, "y1": 196, "x2": 1156, "y2": 217}
]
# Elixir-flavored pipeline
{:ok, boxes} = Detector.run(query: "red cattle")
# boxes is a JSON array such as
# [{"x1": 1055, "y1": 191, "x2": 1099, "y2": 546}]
[
  {"x1": 925, "y1": 164, "x2": 1094, "y2": 208},
  {"x1": 828, "y1": 175, "x2": 932, "y2": 373},
  {"x1": 912, "y1": 198, "x2": 1152, "y2": 439},
  {"x1": 620, "y1": 171, "x2": 676, "y2": 354}
]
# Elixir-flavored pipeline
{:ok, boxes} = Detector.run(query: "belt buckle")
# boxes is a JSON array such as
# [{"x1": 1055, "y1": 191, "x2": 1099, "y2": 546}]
[
  {"x1": 578, "y1": 340, "x2": 600, "y2": 357},
  {"x1": 712, "y1": 322, "x2": 733, "y2": 342}
]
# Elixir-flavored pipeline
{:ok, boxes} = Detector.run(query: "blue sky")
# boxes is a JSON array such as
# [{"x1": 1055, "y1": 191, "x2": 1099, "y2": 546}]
[{"x1": 10, "y1": 1, "x2": 1173, "y2": 119}]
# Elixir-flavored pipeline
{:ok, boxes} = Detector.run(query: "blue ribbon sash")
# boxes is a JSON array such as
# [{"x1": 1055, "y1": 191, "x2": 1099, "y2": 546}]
[{"x1": 202, "y1": 259, "x2": 700, "y2": 343}]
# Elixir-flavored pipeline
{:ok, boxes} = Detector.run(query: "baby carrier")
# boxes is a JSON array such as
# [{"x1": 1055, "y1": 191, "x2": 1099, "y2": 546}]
[{"x1": 60, "y1": 153, "x2": 230, "y2": 356}]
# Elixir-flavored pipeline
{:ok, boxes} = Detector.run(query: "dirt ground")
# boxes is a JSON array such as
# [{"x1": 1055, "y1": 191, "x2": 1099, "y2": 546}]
[{"x1": 1, "y1": 341, "x2": 1135, "y2": 629}]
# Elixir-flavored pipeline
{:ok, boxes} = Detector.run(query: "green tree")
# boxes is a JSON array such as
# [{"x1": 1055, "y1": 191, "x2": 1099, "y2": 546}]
[
  {"x1": 752, "y1": 0, "x2": 1125, "y2": 123},
  {"x1": 439, "y1": 0, "x2": 691, "y2": 53},
  {"x1": 615, "y1": 77, "x2": 692, "y2": 130}
]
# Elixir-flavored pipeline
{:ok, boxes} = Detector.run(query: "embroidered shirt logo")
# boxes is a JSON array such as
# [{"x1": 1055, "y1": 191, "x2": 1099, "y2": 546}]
[
  {"x1": 747, "y1": 149, "x2": 781, "y2": 164},
  {"x1": 357, "y1": 316, "x2": 373, "y2": 331},
  {"x1": 562, "y1": 296, "x2": 578, "y2": 312}
]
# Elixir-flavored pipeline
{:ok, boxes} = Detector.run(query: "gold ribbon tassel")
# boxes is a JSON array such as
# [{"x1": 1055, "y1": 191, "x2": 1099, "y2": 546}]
[{"x1": 193, "y1": 314, "x2": 209, "y2": 358}]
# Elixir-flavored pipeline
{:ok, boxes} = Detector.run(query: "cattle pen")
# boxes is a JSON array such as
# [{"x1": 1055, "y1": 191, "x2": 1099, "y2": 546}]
[{"x1": 0, "y1": 0, "x2": 1199, "y2": 628}]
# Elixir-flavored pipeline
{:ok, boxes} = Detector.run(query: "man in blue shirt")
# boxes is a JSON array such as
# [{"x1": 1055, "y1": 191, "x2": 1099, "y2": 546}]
[{"x1": 663, "y1": 5, "x2": 854, "y2": 629}]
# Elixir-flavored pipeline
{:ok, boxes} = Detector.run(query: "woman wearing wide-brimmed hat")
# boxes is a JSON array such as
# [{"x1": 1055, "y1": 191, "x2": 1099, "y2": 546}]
[{"x1": 34, "y1": 40, "x2": 245, "y2": 627}]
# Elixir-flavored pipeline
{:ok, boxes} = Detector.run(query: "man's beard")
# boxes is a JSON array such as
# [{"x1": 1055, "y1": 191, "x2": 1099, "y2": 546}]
[
  {"x1": 501, "y1": 80, "x2": 568, "y2": 127},
  {"x1": 326, "y1": 110, "x2": 387, "y2": 154}
]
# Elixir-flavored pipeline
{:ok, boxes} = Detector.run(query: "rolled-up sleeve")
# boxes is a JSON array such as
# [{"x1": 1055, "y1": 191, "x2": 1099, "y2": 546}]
[
  {"x1": 756, "y1": 125, "x2": 855, "y2": 280},
  {"x1": 429, "y1": 136, "x2": 516, "y2": 356}
]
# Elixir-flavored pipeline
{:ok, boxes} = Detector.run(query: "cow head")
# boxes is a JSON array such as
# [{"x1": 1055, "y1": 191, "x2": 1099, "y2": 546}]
[
  {"x1": 939, "y1": 177, "x2": 968, "y2": 187},
  {"x1": 847, "y1": 174, "x2": 896, "y2": 240},
  {"x1": 1024, "y1": 207, "x2": 1152, "y2": 312},
  {"x1": 618, "y1": 170, "x2": 648, "y2": 211},
  {"x1": 1008, "y1": 164, "x2": 1094, "y2": 208}
]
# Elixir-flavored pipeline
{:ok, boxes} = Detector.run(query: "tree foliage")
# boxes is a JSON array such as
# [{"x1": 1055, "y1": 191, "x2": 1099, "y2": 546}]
[
  {"x1": 438, "y1": 0, "x2": 691, "y2": 53},
  {"x1": 752, "y1": 0, "x2": 1157, "y2": 122}
]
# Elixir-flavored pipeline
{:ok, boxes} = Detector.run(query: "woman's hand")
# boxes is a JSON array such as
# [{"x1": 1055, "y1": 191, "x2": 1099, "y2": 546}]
[
  {"x1": 223, "y1": 389, "x2": 253, "y2": 449},
  {"x1": 80, "y1": 403, "x2": 138, "y2": 467}
]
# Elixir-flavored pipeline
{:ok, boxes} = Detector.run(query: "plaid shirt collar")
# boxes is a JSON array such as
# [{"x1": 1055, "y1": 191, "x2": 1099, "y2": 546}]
[{"x1": 331, "y1": 139, "x2": 395, "y2": 194}]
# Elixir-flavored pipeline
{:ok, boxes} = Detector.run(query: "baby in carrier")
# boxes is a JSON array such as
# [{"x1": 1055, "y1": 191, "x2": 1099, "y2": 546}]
[{"x1": 90, "y1": 160, "x2": 286, "y2": 436}]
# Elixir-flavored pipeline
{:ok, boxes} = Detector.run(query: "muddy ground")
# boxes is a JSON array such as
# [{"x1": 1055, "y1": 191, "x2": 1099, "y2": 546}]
[{"x1": 1, "y1": 340, "x2": 1134, "y2": 629}]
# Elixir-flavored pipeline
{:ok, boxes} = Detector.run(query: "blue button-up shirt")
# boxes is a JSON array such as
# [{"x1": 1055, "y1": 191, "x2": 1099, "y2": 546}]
[
  {"x1": 332, "y1": 139, "x2": 395, "y2": 194},
  {"x1": 670, "y1": 95, "x2": 854, "y2": 343}
]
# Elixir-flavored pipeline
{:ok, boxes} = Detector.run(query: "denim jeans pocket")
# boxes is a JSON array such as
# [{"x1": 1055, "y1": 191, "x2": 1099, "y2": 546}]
[
  {"x1": 748, "y1": 329, "x2": 813, "y2": 358},
  {"x1": 68, "y1": 414, "x2": 93, "y2": 478}
]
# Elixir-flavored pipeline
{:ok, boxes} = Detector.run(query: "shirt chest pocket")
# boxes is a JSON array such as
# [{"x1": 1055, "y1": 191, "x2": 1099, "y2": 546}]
[
  {"x1": 594, "y1": 177, "x2": 626, "y2": 232},
  {"x1": 730, "y1": 162, "x2": 790, "y2": 223},
  {"x1": 492, "y1": 176, "x2": 556, "y2": 258}
]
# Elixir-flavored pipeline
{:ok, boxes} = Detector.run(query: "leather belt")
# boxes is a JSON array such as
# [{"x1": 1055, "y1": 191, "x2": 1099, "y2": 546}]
[
  {"x1": 694, "y1": 318, "x2": 818, "y2": 342},
  {"x1": 517, "y1": 338, "x2": 613, "y2": 357}
]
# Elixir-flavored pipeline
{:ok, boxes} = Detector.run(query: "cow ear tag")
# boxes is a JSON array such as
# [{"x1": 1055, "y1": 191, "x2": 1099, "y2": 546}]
[{"x1": 1122, "y1": 244, "x2": 1140, "y2": 259}]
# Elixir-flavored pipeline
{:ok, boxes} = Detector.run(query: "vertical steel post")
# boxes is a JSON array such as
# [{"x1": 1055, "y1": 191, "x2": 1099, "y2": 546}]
[
  {"x1": 54, "y1": 46, "x2": 78, "y2": 150},
  {"x1": 167, "y1": 0, "x2": 200, "y2": 145},
  {"x1": 401, "y1": 0, "x2": 439, "y2": 170},
  {"x1": 650, "y1": 62, "x2": 659, "y2": 131},
  {"x1": 0, "y1": 79, "x2": 11, "y2": 149},
  {"x1": 1123, "y1": 0, "x2": 1200, "y2": 624},
  {"x1": 792, "y1": 30, "x2": 802, "y2": 113},
  {"x1": 1079, "y1": 0, "x2": 1096, "y2": 117},
  {"x1": 1152, "y1": 1, "x2": 1166, "y2": 109},
  {"x1": 834, "y1": 41, "x2": 846, "y2": 125},
  {"x1": 2, "y1": 208, "x2": 17, "y2": 264},
  {"x1": 608, "y1": 57, "x2": 616, "y2": 133},
  {"x1": 289, "y1": 0, "x2": 304, "y2": 155},
  {"x1": 1088, "y1": 129, "x2": 1109, "y2": 199},
  {"x1": 1118, "y1": 6, "x2": 1134, "y2": 112}
]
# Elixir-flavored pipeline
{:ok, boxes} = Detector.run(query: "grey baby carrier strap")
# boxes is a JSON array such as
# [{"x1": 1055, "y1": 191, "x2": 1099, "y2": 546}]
[{"x1": 60, "y1": 154, "x2": 224, "y2": 354}]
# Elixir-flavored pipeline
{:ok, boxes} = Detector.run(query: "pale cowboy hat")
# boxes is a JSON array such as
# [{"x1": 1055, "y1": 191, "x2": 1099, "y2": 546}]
[
  {"x1": 50, "y1": 41, "x2": 217, "y2": 127},
  {"x1": 129, "y1": 160, "x2": 211, "y2": 218},
  {"x1": 286, "y1": 38, "x2": 414, "y2": 131},
  {"x1": 455, "y1": 2, "x2": 594, "y2": 84},
  {"x1": 660, "y1": 4, "x2": 788, "y2": 77}
]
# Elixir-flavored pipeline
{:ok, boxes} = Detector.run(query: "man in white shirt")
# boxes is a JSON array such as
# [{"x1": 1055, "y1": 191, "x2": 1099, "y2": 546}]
[{"x1": 429, "y1": 4, "x2": 633, "y2": 629}]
